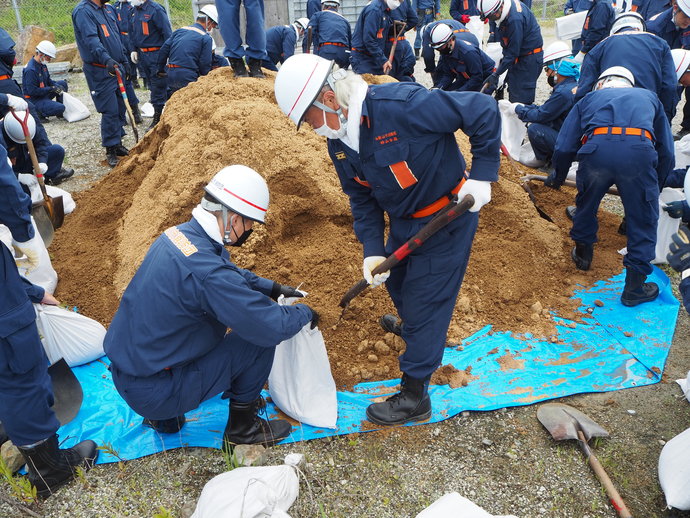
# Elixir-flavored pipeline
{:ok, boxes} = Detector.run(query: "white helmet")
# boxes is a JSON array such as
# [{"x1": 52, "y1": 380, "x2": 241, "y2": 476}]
[
  {"x1": 204, "y1": 165, "x2": 269, "y2": 224},
  {"x1": 611, "y1": 0, "x2": 630, "y2": 14},
  {"x1": 321, "y1": 0, "x2": 340, "y2": 4},
  {"x1": 672, "y1": 48, "x2": 690, "y2": 81},
  {"x1": 3, "y1": 111, "x2": 36, "y2": 144},
  {"x1": 542, "y1": 41, "x2": 572, "y2": 65},
  {"x1": 430, "y1": 23, "x2": 454, "y2": 49},
  {"x1": 678, "y1": 0, "x2": 690, "y2": 17},
  {"x1": 36, "y1": 40, "x2": 56, "y2": 59},
  {"x1": 479, "y1": 0, "x2": 504, "y2": 20},
  {"x1": 295, "y1": 18, "x2": 310, "y2": 31},
  {"x1": 275, "y1": 54, "x2": 335, "y2": 129},
  {"x1": 595, "y1": 66, "x2": 635, "y2": 89},
  {"x1": 610, "y1": 11, "x2": 645, "y2": 35},
  {"x1": 198, "y1": 4, "x2": 219, "y2": 24}
]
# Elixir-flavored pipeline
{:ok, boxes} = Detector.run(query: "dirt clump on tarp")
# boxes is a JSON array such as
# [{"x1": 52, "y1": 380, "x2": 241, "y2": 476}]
[{"x1": 51, "y1": 69, "x2": 627, "y2": 389}]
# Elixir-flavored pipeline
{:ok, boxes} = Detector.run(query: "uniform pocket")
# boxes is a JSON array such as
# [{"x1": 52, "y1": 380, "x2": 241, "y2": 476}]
[
  {"x1": 4, "y1": 323, "x2": 44, "y2": 375},
  {"x1": 576, "y1": 142, "x2": 598, "y2": 156}
]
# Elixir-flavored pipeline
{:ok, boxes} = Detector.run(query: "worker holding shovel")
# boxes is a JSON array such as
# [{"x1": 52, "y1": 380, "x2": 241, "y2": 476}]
[{"x1": 275, "y1": 54, "x2": 500, "y2": 426}]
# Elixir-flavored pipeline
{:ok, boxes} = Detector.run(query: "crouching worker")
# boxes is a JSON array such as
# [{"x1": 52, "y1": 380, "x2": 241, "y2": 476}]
[
  {"x1": 22, "y1": 41, "x2": 69, "y2": 121},
  {"x1": 104, "y1": 165, "x2": 319, "y2": 446}
]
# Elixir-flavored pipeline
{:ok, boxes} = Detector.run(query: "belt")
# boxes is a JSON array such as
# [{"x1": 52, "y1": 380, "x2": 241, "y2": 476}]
[
  {"x1": 583, "y1": 126, "x2": 653, "y2": 144},
  {"x1": 351, "y1": 47, "x2": 371, "y2": 56},
  {"x1": 320, "y1": 42, "x2": 347, "y2": 47},
  {"x1": 0, "y1": 75, "x2": 10, "y2": 80},
  {"x1": 140, "y1": 46, "x2": 161, "y2": 52},
  {"x1": 515, "y1": 47, "x2": 542, "y2": 62},
  {"x1": 91, "y1": 62, "x2": 106, "y2": 68},
  {"x1": 167, "y1": 64, "x2": 181, "y2": 68},
  {"x1": 411, "y1": 177, "x2": 467, "y2": 219}
]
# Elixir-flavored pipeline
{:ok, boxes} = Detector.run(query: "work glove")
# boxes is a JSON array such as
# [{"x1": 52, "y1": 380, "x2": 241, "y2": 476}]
[
  {"x1": 12, "y1": 236, "x2": 42, "y2": 274},
  {"x1": 106, "y1": 58, "x2": 119, "y2": 76},
  {"x1": 307, "y1": 307, "x2": 320, "y2": 330},
  {"x1": 461, "y1": 14, "x2": 471, "y2": 24},
  {"x1": 156, "y1": 70, "x2": 168, "y2": 78},
  {"x1": 573, "y1": 52, "x2": 585, "y2": 64},
  {"x1": 363, "y1": 256, "x2": 391, "y2": 287},
  {"x1": 668, "y1": 225, "x2": 690, "y2": 272},
  {"x1": 270, "y1": 282, "x2": 305, "y2": 301},
  {"x1": 38, "y1": 162, "x2": 48, "y2": 175},
  {"x1": 52, "y1": 85, "x2": 63, "y2": 95},
  {"x1": 543, "y1": 171, "x2": 563, "y2": 189},
  {"x1": 663, "y1": 200, "x2": 690, "y2": 220},
  {"x1": 130, "y1": 51, "x2": 138, "y2": 64},
  {"x1": 482, "y1": 72, "x2": 499, "y2": 92},
  {"x1": 512, "y1": 102, "x2": 524, "y2": 115},
  {"x1": 457, "y1": 179, "x2": 491, "y2": 212},
  {"x1": 565, "y1": 7, "x2": 574, "y2": 14},
  {"x1": 5, "y1": 93, "x2": 27, "y2": 111}
]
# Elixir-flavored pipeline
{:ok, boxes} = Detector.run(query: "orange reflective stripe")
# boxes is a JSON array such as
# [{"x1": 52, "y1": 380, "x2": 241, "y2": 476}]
[
  {"x1": 631, "y1": 4, "x2": 638, "y2": 11},
  {"x1": 140, "y1": 46, "x2": 161, "y2": 52},
  {"x1": 0, "y1": 75, "x2": 10, "y2": 80},
  {"x1": 591, "y1": 127, "x2": 653, "y2": 140},
  {"x1": 101, "y1": 24, "x2": 110, "y2": 37},
  {"x1": 464, "y1": 0, "x2": 469, "y2": 9},
  {"x1": 584, "y1": 17, "x2": 590, "y2": 29},
  {"x1": 354, "y1": 176, "x2": 371, "y2": 188},
  {"x1": 461, "y1": 71, "x2": 470, "y2": 79},
  {"x1": 389, "y1": 161, "x2": 418, "y2": 189},
  {"x1": 182, "y1": 25, "x2": 207, "y2": 36},
  {"x1": 39, "y1": 82, "x2": 44, "y2": 87},
  {"x1": 320, "y1": 41, "x2": 347, "y2": 47},
  {"x1": 142, "y1": 21, "x2": 149, "y2": 35},
  {"x1": 377, "y1": 28, "x2": 384, "y2": 38},
  {"x1": 411, "y1": 178, "x2": 466, "y2": 219}
]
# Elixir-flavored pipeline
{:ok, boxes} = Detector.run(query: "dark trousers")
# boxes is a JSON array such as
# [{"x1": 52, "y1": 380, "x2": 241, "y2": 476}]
[
  {"x1": 682, "y1": 86, "x2": 690, "y2": 130},
  {"x1": 32, "y1": 80, "x2": 68, "y2": 117},
  {"x1": 506, "y1": 52, "x2": 542, "y2": 104},
  {"x1": 316, "y1": 45, "x2": 350, "y2": 69},
  {"x1": 527, "y1": 123, "x2": 558, "y2": 162},
  {"x1": 45, "y1": 144, "x2": 65, "y2": 179},
  {"x1": 167, "y1": 67, "x2": 199, "y2": 97},
  {"x1": 139, "y1": 51, "x2": 167, "y2": 109},
  {"x1": 351, "y1": 52, "x2": 384, "y2": 75},
  {"x1": 83, "y1": 63, "x2": 126, "y2": 147}
]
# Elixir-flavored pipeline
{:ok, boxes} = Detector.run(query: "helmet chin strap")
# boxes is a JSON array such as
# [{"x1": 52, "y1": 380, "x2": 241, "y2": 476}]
[{"x1": 222, "y1": 205, "x2": 232, "y2": 245}]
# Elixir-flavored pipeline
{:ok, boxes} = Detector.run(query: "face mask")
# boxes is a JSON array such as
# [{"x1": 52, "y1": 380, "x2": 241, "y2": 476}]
[
  {"x1": 313, "y1": 109, "x2": 348, "y2": 139},
  {"x1": 547, "y1": 74, "x2": 556, "y2": 87},
  {"x1": 130, "y1": 0, "x2": 144, "y2": 6},
  {"x1": 439, "y1": 44, "x2": 452, "y2": 55},
  {"x1": 385, "y1": 0, "x2": 401, "y2": 9},
  {"x1": 224, "y1": 214, "x2": 254, "y2": 247}
]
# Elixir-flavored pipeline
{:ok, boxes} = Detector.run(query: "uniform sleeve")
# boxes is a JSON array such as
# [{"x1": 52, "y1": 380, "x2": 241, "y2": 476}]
[
  {"x1": 399, "y1": 46, "x2": 416, "y2": 76},
  {"x1": 407, "y1": 90, "x2": 501, "y2": 181},
  {"x1": 581, "y1": 4, "x2": 611, "y2": 54},
  {"x1": 516, "y1": 89, "x2": 570, "y2": 123},
  {"x1": 450, "y1": 0, "x2": 462, "y2": 19},
  {"x1": 436, "y1": 0, "x2": 441, "y2": 15},
  {"x1": 496, "y1": 18, "x2": 523, "y2": 76},
  {"x1": 282, "y1": 30, "x2": 297, "y2": 63},
  {"x1": 663, "y1": 167, "x2": 687, "y2": 188},
  {"x1": 659, "y1": 45, "x2": 677, "y2": 122},
  {"x1": 199, "y1": 36, "x2": 213, "y2": 76},
  {"x1": 456, "y1": 47, "x2": 484, "y2": 91},
  {"x1": 552, "y1": 102, "x2": 583, "y2": 183},
  {"x1": 155, "y1": 6, "x2": 173, "y2": 42},
  {"x1": 363, "y1": 11, "x2": 389, "y2": 67},
  {"x1": 157, "y1": 35, "x2": 171, "y2": 71},
  {"x1": 574, "y1": 48, "x2": 597, "y2": 102},
  {"x1": 564, "y1": 0, "x2": 574, "y2": 13},
  {"x1": 73, "y1": 8, "x2": 114, "y2": 65},
  {"x1": 200, "y1": 266, "x2": 312, "y2": 348},
  {"x1": 22, "y1": 277, "x2": 45, "y2": 303},
  {"x1": 0, "y1": 145, "x2": 34, "y2": 242},
  {"x1": 653, "y1": 97, "x2": 674, "y2": 187},
  {"x1": 22, "y1": 66, "x2": 52, "y2": 98}
]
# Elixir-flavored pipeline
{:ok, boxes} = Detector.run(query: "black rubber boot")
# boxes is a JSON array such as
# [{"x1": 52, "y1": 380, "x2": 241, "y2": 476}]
[
  {"x1": 247, "y1": 58, "x2": 265, "y2": 78},
  {"x1": 45, "y1": 167, "x2": 74, "y2": 186},
  {"x1": 132, "y1": 104, "x2": 143, "y2": 124},
  {"x1": 223, "y1": 396, "x2": 292, "y2": 447},
  {"x1": 147, "y1": 107, "x2": 162, "y2": 132},
  {"x1": 571, "y1": 242, "x2": 593, "y2": 271},
  {"x1": 105, "y1": 146, "x2": 119, "y2": 168},
  {"x1": 115, "y1": 142, "x2": 129, "y2": 156},
  {"x1": 379, "y1": 314, "x2": 402, "y2": 336},
  {"x1": 142, "y1": 415, "x2": 186, "y2": 434},
  {"x1": 229, "y1": 58, "x2": 249, "y2": 78},
  {"x1": 17, "y1": 435, "x2": 98, "y2": 498},
  {"x1": 414, "y1": 47, "x2": 420, "y2": 58},
  {"x1": 565, "y1": 205, "x2": 577, "y2": 221},
  {"x1": 621, "y1": 268, "x2": 659, "y2": 307},
  {"x1": 366, "y1": 373, "x2": 432, "y2": 426},
  {"x1": 618, "y1": 216, "x2": 627, "y2": 235}
]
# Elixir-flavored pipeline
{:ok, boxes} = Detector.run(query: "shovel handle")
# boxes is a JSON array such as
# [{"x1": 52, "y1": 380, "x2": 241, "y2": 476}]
[
  {"x1": 114, "y1": 68, "x2": 139, "y2": 143},
  {"x1": 521, "y1": 174, "x2": 620, "y2": 196},
  {"x1": 10, "y1": 109, "x2": 48, "y2": 196}
]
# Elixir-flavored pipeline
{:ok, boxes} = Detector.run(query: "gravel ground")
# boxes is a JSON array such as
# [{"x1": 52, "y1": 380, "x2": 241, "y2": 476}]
[{"x1": 2, "y1": 28, "x2": 690, "y2": 518}]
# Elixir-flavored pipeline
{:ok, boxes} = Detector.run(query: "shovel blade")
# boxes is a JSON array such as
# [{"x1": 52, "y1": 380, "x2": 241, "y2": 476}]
[
  {"x1": 31, "y1": 203, "x2": 54, "y2": 247},
  {"x1": 48, "y1": 358, "x2": 83, "y2": 426},
  {"x1": 46, "y1": 194, "x2": 65, "y2": 229},
  {"x1": 537, "y1": 403, "x2": 609, "y2": 442}
]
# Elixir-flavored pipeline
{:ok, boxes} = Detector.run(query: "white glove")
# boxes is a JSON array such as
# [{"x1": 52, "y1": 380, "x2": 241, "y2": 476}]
[
  {"x1": 12, "y1": 236, "x2": 42, "y2": 274},
  {"x1": 512, "y1": 102, "x2": 524, "y2": 114},
  {"x1": 38, "y1": 162, "x2": 48, "y2": 175},
  {"x1": 457, "y1": 179, "x2": 492, "y2": 212},
  {"x1": 5, "y1": 94, "x2": 28, "y2": 111},
  {"x1": 573, "y1": 52, "x2": 585, "y2": 64},
  {"x1": 18, "y1": 173, "x2": 38, "y2": 188},
  {"x1": 363, "y1": 256, "x2": 390, "y2": 287},
  {"x1": 130, "y1": 51, "x2": 138, "y2": 64}
]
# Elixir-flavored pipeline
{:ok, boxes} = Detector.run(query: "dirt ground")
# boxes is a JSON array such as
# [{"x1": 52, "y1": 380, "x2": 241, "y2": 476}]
[{"x1": 2, "y1": 38, "x2": 690, "y2": 517}]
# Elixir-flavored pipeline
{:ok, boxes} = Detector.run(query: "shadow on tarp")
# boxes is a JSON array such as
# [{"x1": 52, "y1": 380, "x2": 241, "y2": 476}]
[{"x1": 58, "y1": 267, "x2": 678, "y2": 464}]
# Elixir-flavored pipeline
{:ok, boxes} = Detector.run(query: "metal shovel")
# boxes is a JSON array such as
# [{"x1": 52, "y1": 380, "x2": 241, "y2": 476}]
[
  {"x1": 537, "y1": 403, "x2": 633, "y2": 518},
  {"x1": 48, "y1": 358, "x2": 84, "y2": 426}
]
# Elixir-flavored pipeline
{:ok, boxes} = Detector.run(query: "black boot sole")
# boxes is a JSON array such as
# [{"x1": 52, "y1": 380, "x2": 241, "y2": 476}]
[
  {"x1": 379, "y1": 314, "x2": 402, "y2": 336},
  {"x1": 620, "y1": 290, "x2": 659, "y2": 307},
  {"x1": 365, "y1": 406, "x2": 432, "y2": 426},
  {"x1": 571, "y1": 247, "x2": 591, "y2": 271}
]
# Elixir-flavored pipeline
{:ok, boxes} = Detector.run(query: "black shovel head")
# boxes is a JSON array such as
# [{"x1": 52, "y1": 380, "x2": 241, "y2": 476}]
[
  {"x1": 537, "y1": 403, "x2": 609, "y2": 442},
  {"x1": 48, "y1": 358, "x2": 83, "y2": 425}
]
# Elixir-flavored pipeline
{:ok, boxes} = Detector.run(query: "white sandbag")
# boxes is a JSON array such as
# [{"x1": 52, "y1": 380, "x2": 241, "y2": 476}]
[
  {"x1": 498, "y1": 100, "x2": 526, "y2": 160},
  {"x1": 566, "y1": 162, "x2": 578, "y2": 182},
  {"x1": 556, "y1": 11, "x2": 587, "y2": 40},
  {"x1": 34, "y1": 304, "x2": 106, "y2": 366},
  {"x1": 141, "y1": 102, "x2": 154, "y2": 118},
  {"x1": 268, "y1": 295, "x2": 338, "y2": 429},
  {"x1": 659, "y1": 427, "x2": 690, "y2": 510},
  {"x1": 416, "y1": 492, "x2": 519, "y2": 518},
  {"x1": 61, "y1": 92, "x2": 90, "y2": 122},
  {"x1": 484, "y1": 42, "x2": 507, "y2": 88},
  {"x1": 674, "y1": 134, "x2": 690, "y2": 169},
  {"x1": 191, "y1": 454, "x2": 301, "y2": 518},
  {"x1": 653, "y1": 188, "x2": 684, "y2": 264},
  {"x1": 517, "y1": 142, "x2": 544, "y2": 168},
  {"x1": 45, "y1": 185, "x2": 76, "y2": 214},
  {"x1": 675, "y1": 370, "x2": 690, "y2": 403},
  {"x1": 466, "y1": 16, "x2": 486, "y2": 48}
]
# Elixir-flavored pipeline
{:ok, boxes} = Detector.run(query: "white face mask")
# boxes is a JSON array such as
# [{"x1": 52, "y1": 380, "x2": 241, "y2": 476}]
[
  {"x1": 313, "y1": 109, "x2": 347, "y2": 140},
  {"x1": 386, "y1": 0, "x2": 401, "y2": 9},
  {"x1": 130, "y1": 0, "x2": 144, "y2": 6}
]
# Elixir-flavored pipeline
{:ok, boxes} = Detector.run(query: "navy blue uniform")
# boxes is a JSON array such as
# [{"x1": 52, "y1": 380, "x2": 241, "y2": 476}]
[
  {"x1": 647, "y1": 7, "x2": 683, "y2": 48},
  {"x1": 3, "y1": 126, "x2": 65, "y2": 182},
  {"x1": 158, "y1": 23, "x2": 213, "y2": 95},
  {"x1": 552, "y1": 87, "x2": 673, "y2": 275},
  {"x1": 114, "y1": 0, "x2": 139, "y2": 83},
  {"x1": 104, "y1": 2, "x2": 140, "y2": 111},
  {"x1": 72, "y1": 0, "x2": 129, "y2": 147},
  {"x1": 564, "y1": 0, "x2": 593, "y2": 13},
  {"x1": 435, "y1": 38, "x2": 495, "y2": 91},
  {"x1": 575, "y1": 31, "x2": 677, "y2": 122},
  {"x1": 104, "y1": 218, "x2": 312, "y2": 420},
  {"x1": 129, "y1": 0, "x2": 171, "y2": 110},
  {"x1": 635, "y1": 0, "x2": 671, "y2": 20},
  {"x1": 305, "y1": 9, "x2": 352, "y2": 69},
  {"x1": 351, "y1": 0, "x2": 394, "y2": 74},
  {"x1": 450, "y1": 0, "x2": 481, "y2": 17},
  {"x1": 389, "y1": 38, "x2": 416, "y2": 81},
  {"x1": 579, "y1": 0, "x2": 615, "y2": 54},
  {"x1": 217, "y1": 0, "x2": 268, "y2": 61},
  {"x1": 421, "y1": 20, "x2": 479, "y2": 77},
  {"x1": 414, "y1": 0, "x2": 440, "y2": 50},
  {"x1": 0, "y1": 143, "x2": 58, "y2": 447},
  {"x1": 495, "y1": 0, "x2": 544, "y2": 103},
  {"x1": 390, "y1": 0, "x2": 419, "y2": 34},
  {"x1": 516, "y1": 76, "x2": 577, "y2": 162},
  {"x1": 326, "y1": 83, "x2": 500, "y2": 379},
  {"x1": 307, "y1": 0, "x2": 322, "y2": 18},
  {"x1": 22, "y1": 58, "x2": 68, "y2": 118},
  {"x1": 263, "y1": 25, "x2": 299, "y2": 71}
]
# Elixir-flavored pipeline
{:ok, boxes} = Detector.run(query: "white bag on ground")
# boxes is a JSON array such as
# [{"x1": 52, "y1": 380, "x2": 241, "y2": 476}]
[
  {"x1": 517, "y1": 142, "x2": 543, "y2": 168},
  {"x1": 676, "y1": 370, "x2": 690, "y2": 403},
  {"x1": 566, "y1": 162, "x2": 578, "y2": 182},
  {"x1": 45, "y1": 185, "x2": 76, "y2": 214},
  {"x1": 61, "y1": 92, "x2": 90, "y2": 122},
  {"x1": 653, "y1": 188, "x2": 683, "y2": 264},
  {"x1": 34, "y1": 304, "x2": 106, "y2": 366},
  {"x1": 141, "y1": 102, "x2": 154, "y2": 118},
  {"x1": 556, "y1": 11, "x2": 587, "y2": 40},
  {"x1": 416, "y1": 492, "x2": 519, "y2": 518},
  {"x1": 675, "y1": 134, "x2": 690, "y2": 169},
  {"x1": 498, "y1": 100, "x2": 526, "y2": 160},
  {"x1": 268, "y1": 296, "x2": 338, "y2": 429},
  {"x1": 191, "y1": 454, "x2": 302, "y2": 518},
  {"x1": 659, "y1": 427, "x2": 690, "y2": 510}
]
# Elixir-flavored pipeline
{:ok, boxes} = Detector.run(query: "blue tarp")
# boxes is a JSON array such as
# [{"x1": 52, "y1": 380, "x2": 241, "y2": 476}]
[{"x1": 57, "y1": 267, "x2": 679, "y2": 464}]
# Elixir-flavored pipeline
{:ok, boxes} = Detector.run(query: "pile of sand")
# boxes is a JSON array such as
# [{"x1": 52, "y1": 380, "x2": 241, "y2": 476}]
[{"x1": 51, "y1": 69, "x2": 626, "y2": 389}]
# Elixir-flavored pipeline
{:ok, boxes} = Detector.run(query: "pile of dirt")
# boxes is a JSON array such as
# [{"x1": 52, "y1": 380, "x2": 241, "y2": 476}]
[{"x1": 51, "y1": 69, "x2": 627, "y2": 389}]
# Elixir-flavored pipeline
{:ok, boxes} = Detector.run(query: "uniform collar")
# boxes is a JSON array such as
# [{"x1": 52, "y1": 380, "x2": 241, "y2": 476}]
[{"x1": 187, "y1": 216, "x2": 228, "y2": 256}]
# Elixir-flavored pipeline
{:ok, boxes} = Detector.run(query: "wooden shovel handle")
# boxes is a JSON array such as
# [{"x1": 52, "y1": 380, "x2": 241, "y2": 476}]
[{"x1": 10, "y1": 109, "x2": 49, "y2": 198}]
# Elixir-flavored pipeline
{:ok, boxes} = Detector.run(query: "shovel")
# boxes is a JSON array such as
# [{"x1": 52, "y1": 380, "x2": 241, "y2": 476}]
[
  {"x1": 114, "y1": 68, "x2": 139, "y2": 143},
  {"x1": 522, "y1": 174, "x2": 620, "y2": 196},
  {"x1": 385, "y1": 21, "x2": 407, "y2": 72},
  {"x1": 537, "y1": 403, "x2": 633, "y2": 518},
  {"x1": 48, "y1": 358, "x2": 84, "y2": 426}
]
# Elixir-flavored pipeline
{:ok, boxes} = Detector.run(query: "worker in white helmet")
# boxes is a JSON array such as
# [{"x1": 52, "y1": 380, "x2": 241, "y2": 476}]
[
  {"x1": 21, "y1": 41, "x2": 68, "y2": 121},
  {"x1": 262, "y1": 18, "x2": 310, "y2": 71},
  {"x1": 105, "y1": 165, "x2": 319, "y2": 446},
  {"x1": 275, "y1": 54, "x2": 500, "y2": 426},
  {"x1": 548, "y1": 66, "x2": 674, "y2": 307}
]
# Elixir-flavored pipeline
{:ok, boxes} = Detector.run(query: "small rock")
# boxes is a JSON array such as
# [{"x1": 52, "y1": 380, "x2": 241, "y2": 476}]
[
  {"x1": 482, "y1": 438, "x2": 493, "y2": 446},
  {"x1": 627, "y1": 409, "x2": 637, "y2": 416},
  {"x1": 233, "y1": 444, "x2": 266, "y2": 467},
  {"x1": 531, "y1": 301, "x2": 543, "y2": 314},
  {"x1": 623, "y1": 331, "x2": 633, "y2": 337},
  {"x1": 594, "y1": 300, "x2": 604, "y2": 307},
  {"x1": 462, "y1": 411, "x2": 470, "y2": 417},
  {"x1": 432, "y1": 428, "x2": 441, "y2": 437},
  {"x1": 179, "y1": 501, "x2": 197, "y2": 518},
  {"x1": 1, "y1": 441, "x2": 25, "y2": 473},
  {"x1": 658, "y1": 439, "x2": 666, "y2": 446},
  {"x1": 374, "y1": 342, "x2": 390, "y2": 354},
  {"x1": 367, "y1": 354, "x2": 378, "y2": 362}
]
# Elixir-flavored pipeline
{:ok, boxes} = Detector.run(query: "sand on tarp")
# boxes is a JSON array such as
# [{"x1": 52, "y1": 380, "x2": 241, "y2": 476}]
[{"x1": 50, "y1": 69, "x2": 626, "y2": 389}]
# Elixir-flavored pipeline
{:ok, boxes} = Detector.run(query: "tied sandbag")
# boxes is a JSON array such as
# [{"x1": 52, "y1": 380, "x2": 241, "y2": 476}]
[
  {"x1": 659, "y1": 427, "x2": 690, "y2": 510},
  {"x1": 0, "y1": 219, "x2": 57, "y2": 294},
  {"x1": 498, "y1": 100, "x2": 526, "y2": 160},
  {"x1": 556, "y1": 11, "x2": 587, "y2": 41},
  {"x1": 415, "y1": 492, "x2": 520, "y2": 518},
  {"x1": 34, "y1": 304, "x2": 106, "y2": 366},
  {"x1": 517, "y1": 142, "x2": 543, "y2": 168},
  {"x1": 61, "y1": 92, "x2": 90, "y2": 122},
  {"x1": 653, "y1": 188, "x2": 683, "y2": 264},
  {"x1": 191, "y1": 454, "x2": 302, "y2": 518},
  {"x1": 268, "y1": 295, "x2": 338, "y2": 429}
]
